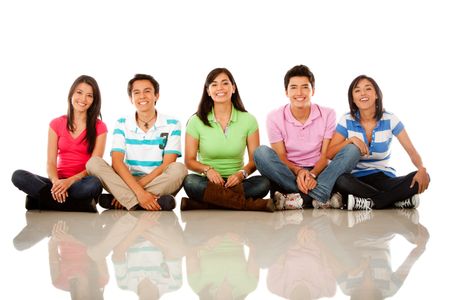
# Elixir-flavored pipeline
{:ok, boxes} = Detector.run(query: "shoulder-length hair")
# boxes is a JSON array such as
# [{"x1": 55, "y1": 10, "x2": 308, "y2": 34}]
[
  {"x1": 67, "y1": 75, "x2": 102, "y2": 153},
  {"x1": 196, "y1": 68, "x2": 247, "y2": 127},
  {"x1": 348, "y1": 75, "x2": 384, "y2": 121}
]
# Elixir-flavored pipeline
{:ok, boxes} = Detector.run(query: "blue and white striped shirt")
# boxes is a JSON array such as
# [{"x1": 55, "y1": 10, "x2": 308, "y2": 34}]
[
  {"x1": 336, "y1": 111, "x2": 404, "y2": 177},
  {"x1": 111, "y1": 112, "x2": 182, "y2": 176}
]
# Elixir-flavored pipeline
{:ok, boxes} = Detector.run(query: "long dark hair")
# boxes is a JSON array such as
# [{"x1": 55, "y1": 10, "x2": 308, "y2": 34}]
[
  {"x1": 348, "y1": 75, "x2": 384, "y2": 121},
  {"x1": 196, "y1": 68, "x2": 247, "y2": 127},
  {"x1": 67, "y1": 75, "x2": 102, "y2": 153}
]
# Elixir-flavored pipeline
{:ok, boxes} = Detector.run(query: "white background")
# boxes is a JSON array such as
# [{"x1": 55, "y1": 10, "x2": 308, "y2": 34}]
[{"x1": 1, "y1": 0, "x2": 448, "y2": 299}]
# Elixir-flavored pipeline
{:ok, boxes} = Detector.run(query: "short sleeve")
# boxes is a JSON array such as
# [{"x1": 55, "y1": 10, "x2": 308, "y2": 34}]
[
  {"x1": 111, "y1": 118, "x2": 126, "y2": 154},
  {"x1": 164, "y1": 119, "x2": 182, "y2": 157},
  {"x1": 335, "y1": 114, "x2": 349, "y2": 138},
  {"x1": 266, "y1": 109, "x2": 283, "y2": 144},
  {"x1": 390, "y1": 113, "x2": 404, "y2": 136},
  {"x1": 186, "y1": 115, "x2": 201, "y2": 140},
  {"x1": 49, "y1": 116, "x2": 65, "y2": 136},
  {"x1": 95, "y1": 119, "x2": 108, "y2": 136},
  {"x1": 246, "y1": 113, "x2": 259, "y2": 136},
  {"x1": 324, "y1": 108, "x2": 336, "y2": 139}
]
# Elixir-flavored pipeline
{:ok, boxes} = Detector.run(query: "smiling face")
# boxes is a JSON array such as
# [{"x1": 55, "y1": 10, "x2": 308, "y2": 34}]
[
  {"x1": 71, "y1": 83, "x2": 94, "y2": 113},
  {"x1": 351, "y1": 78, "x2": 378, "y2": 112},
  {"x1": 206, "y1": 72, "x2": 235, "y2": 104},
  {"x1": 286, "y1": 76, "x2": 314, "y2": 109},
  {"x1": 130, "y1": 79, "x2": 159, "y2": 113}
]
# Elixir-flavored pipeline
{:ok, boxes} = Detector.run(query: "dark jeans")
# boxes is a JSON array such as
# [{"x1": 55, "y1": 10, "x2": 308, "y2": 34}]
[
  {"x1": 183, "y1": 174, "x2": 270, "y2": 201},
  {"x1": 12, "y1": 169, "x2": 103, "y2": 211},
  {"x1": 335, "y1": 171, "x2": 419, "y2": 209}
]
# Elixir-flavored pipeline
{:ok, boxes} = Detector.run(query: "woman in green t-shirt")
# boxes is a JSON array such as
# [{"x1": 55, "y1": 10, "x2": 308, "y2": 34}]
[{"x1": 182, "y1": 68, "x2": 272, "y2": 211}]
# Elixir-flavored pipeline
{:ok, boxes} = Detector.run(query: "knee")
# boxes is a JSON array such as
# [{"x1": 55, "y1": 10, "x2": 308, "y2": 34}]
[
  {"x1": 338, "y1": 144, "x2": 361, "y2": 161},
  {"x1": 11, "y1": 169, "x2": 27, "y2": 187},
  {"x1": 168, "y1": 162, "x2": 188, "y2": 186},
  {"x1": 254, "y1": 145, "x2": 272, "y2": 166},
  {"x1": 86, "y1": 156, "x2": 105, "y2": 175},
  {"x1": 84, "y1": 176, "x2": 103, "y2": 196},
  {"x1": 183, "y1": 174, "x2": 197, "y2": 189}
]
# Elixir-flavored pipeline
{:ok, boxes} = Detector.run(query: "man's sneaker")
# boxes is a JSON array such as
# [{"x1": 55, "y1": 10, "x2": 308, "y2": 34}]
[
  {"x1": 347, "y1": 194, "x2": 373, "y2": 211},
  {"x1": 394, "y1": 194, "x2": 420, "y2": 209},
  {"x1": 273, "y1": 191, "x2": 287, "y2": 210},
  {"x1": 312, "y1": 199, "x2": 332, "y2": 209},
  {"x1": 329, "y1": 192, "x2": 343, "y2": 209},
  {"x1": 284, "y1": 193, "x2": 303, "y2": 210},
  {"x1": 347, "y1": 210, "x2": 373, "y2": 227},
  {"x1": 157, "y1": 195, "x2": 176, "y2": 211},
  {"x1": 98, "y1": 193, "x2": 115, "y2": 209}
]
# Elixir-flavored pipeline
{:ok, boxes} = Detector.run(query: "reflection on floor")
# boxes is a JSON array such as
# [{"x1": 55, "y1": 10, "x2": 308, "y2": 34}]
[{"x1": 12, "y1": 208, "x2": 428, "y2": 299}]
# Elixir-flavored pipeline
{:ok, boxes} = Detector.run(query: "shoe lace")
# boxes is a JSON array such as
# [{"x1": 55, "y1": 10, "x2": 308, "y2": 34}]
[
  {"x1": 396, "y1": 198, "x2": 413, "y2": 208},
  {"x1": 354, "y1": 197, "x2": 372, "y2": 210}
]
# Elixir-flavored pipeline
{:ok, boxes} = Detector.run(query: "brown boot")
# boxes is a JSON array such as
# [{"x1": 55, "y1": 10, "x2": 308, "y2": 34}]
[
  {"x1": 202, "y1": 182, "x2": 245, "y2": 210},
  {"x1": 180, "y1": 197, "x2": 223, "y2": 211},
  {"x1": 244, "y1": 198, "x2": 275, "y2": 213}
]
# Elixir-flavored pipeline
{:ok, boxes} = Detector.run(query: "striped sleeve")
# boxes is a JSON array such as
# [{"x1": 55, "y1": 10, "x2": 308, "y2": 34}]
[
  {"x1": 336, "y1": 113, "x2": 349, "y2": 138},
  {"x1": 111, "y1": 118, "x2": 126, "y2": 154},
  {"x1": 164, "y1": 119, "x2": 182, "y2": 157}
]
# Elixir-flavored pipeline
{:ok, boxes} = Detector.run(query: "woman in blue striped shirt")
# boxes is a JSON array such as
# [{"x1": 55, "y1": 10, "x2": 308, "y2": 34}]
[{"x1": 325, "y1": 75, "x2": 430, "y2": 210}]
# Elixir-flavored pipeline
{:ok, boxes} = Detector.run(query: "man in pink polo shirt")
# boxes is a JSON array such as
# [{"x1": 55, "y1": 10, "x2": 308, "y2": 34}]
[{"x1": 255, "y1": 65, "x2": 349, "y2": 209}]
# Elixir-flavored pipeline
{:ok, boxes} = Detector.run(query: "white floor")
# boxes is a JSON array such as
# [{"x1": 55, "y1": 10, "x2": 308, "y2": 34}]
[{"x1": 3, "y1": 188, "x2": 448, "y2": 300}]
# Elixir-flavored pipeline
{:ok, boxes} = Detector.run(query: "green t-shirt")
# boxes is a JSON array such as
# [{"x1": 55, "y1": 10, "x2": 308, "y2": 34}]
[{"x1": 186, "y1": 106, "x2": 258, "y2": 177}]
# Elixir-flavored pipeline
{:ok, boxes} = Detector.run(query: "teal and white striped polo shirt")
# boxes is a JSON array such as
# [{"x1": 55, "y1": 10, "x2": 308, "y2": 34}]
[
  {"x1": 111, "y1": 112, "x2": 182, "y2": 176},
  {"x1": 336, "y1": 111, "x2": 404, "y2": 178}
]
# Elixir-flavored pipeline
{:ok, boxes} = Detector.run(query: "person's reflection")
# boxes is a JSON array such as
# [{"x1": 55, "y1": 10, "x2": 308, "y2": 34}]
[
  {"x1": 331, "y1": 209, "x2": 429, "y2": 300},
  {"x1": 265, "y1": 210, "x2": 337, "y2": 300},
  {"x1": 13, "y1": 211, "x2": 109, "y2": 300},
  {"x1": 49, "y1": 219, "x2": 108, "y2": 300},
  {"x1": 182, "y1": 211, "x2": 259, "y2": 300},
  {"x1": 89, "y1": 211, "x2": 185, "y2": 299}
]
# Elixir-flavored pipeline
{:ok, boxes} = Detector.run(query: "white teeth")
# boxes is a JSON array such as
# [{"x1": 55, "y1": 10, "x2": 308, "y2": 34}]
[{"x1": 216, "y1": 93, "x2": 225, "y2": 96}]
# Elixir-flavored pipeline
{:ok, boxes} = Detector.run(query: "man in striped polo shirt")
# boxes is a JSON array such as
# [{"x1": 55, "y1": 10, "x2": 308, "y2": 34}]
[{"x1": 87, "y1": 74, "x2": 187, "y2": 211}]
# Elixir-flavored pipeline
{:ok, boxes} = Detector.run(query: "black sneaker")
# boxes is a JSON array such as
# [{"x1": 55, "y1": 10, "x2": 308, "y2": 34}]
[
  {"x1": 98, "y1": 194, "x2": 115, "y2": 209},
  {"x1": 158, "y1": 195, "x2": 176, "y2": 211}
]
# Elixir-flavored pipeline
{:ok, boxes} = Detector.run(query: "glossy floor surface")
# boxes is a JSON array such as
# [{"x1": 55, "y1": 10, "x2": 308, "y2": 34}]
[{"x1": 3, "y1": 196, "x2": 448, "y2": 300}]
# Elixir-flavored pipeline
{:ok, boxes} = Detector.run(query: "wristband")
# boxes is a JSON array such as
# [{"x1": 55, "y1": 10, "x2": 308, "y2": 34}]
[
  {"x1": 309, "y1": 172, "x2": 317, "y2": 179},
  {"x1": 203, "y1": 166, "x2": 213, "y2": 176},
  {"x1": 239, "y1": 169, "x2": 248, "y2": 179}
]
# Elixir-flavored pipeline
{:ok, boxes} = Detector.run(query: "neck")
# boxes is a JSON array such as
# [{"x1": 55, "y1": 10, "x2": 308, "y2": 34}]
[
  {"x1": 358, "y1": 109, "x2": 375, "y2": 122},
  {"x1": 137, "y1": 109, "x2": 156, "y2": 121},
  {"x1": 73, "y1": 111, "x2": 87, "y2": 123},
  {"x1": 213, "y1": 102, "x2": 232, "y2": 119},
  {"x1": 290, "y1": 105, "x2": 311, "y2": 123}
]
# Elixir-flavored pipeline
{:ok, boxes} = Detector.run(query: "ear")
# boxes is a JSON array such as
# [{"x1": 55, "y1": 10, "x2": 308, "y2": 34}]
[
  {"x1": 154, "y1": 93, "x2": 160, "y2": 104},
  {"x1": 311, "y1": 87, "x2": 315, "y2": 97}
]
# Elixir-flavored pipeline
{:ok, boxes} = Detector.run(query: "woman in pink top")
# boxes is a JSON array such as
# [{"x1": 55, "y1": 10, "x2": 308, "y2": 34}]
[{"x1": 12, "y1": 75, "x2": 107, "y2": 212}]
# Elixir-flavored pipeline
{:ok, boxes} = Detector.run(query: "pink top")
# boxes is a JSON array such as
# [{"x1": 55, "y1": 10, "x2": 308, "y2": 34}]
[
  {"x1": 266, "y1": 103, "x2": 335, "y2": 167},
  {"x1": 50, "y1": 115, "x2": 107, "y2": 178}
]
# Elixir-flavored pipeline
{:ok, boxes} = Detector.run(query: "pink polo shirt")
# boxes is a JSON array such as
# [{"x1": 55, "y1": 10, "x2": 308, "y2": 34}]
[
  {"x1": 266, "y1": 103, "x2": 335, "y2": 167},
  {"x1": 50, "y1": 115, "x2": 108, "y2": 179}
]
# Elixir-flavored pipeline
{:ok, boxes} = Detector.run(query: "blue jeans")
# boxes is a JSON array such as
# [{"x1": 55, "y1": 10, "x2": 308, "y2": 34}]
[
  {"x1": 183, "y1": 174, "x2": 270, "y2": 201},
  {"x1": 254, "y1": 144, "x2": 361, "y2": 202},
  {"x1": 11, "y1": 169, "x2": 103, "y2": 211}
]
